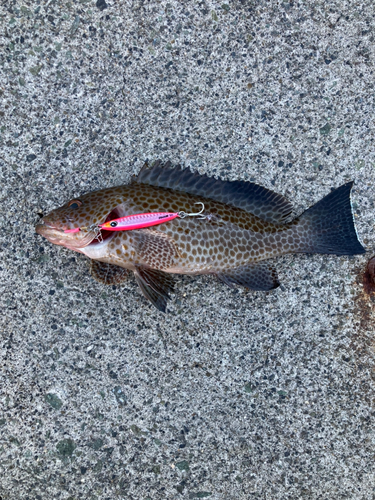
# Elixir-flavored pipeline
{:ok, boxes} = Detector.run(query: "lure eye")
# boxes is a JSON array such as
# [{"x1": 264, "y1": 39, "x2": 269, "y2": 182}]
[
  {"x1": 110, "y1": 221, "x2": 118, "y2": 228},
  {"x1": 68, "y1": 200, "x2": 82, "y2": 209}
]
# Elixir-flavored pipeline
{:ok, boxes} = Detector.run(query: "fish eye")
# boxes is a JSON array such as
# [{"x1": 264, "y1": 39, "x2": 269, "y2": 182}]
[
  {"x1": 110, "y1": 221, "x2": 118, "y2": 227},
  {"x1": 68, "y1": 200, "x2": 82, "y2": 209}
]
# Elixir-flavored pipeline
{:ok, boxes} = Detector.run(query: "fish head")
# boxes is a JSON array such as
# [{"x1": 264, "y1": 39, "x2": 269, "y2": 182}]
[{"x1": 35, "y1": 188, "x2": 123, "y2": 252}]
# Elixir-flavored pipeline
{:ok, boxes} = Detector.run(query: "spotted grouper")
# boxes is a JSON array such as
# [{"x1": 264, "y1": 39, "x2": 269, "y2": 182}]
[{"x1": 36, "y1": 161, "x2": 365, "y2": 311}]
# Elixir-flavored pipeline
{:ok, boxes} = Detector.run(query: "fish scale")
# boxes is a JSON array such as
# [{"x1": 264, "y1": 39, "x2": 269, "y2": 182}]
[{"x1": 36, "y1": 161, "x2": 365, "y2": 311}]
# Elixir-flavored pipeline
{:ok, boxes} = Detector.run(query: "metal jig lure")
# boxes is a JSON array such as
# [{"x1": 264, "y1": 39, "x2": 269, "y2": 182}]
[{"x1": 64, "y1": 203, "x2": 207, "y2": 234}]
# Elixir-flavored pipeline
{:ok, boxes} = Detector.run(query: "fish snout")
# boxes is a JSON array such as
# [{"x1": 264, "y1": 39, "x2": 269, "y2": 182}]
[
  {"x1": 35, "y1": 219, "x2": 45, "y2": 235},
  {"x1": 37, "y1": 209, "x2": 70, "y2": 231},
  {"x1": 35, "y1": 219, "x2": 61, "y2": 239},
  {"x1": 35, "y1": 211, "x2": 70, "y2": 240}
]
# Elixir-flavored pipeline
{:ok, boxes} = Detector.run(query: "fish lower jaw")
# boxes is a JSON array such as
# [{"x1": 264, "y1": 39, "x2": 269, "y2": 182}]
[{"x1": 35, "y1": 222, "x2": 64, "y2": 240}]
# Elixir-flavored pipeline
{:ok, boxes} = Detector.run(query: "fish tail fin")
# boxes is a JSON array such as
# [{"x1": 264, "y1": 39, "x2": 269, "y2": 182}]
[{"x1": 296, "y1": 182, "x2": 365, "y2": 255}]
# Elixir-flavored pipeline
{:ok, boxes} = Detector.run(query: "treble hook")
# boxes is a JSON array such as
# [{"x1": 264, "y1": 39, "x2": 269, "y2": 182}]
[
  {"x1": 80, "y1": 223, "x2": 103, "y2": 242},
  {"x1": 178, "y1": 202, "x2": 206, "y2": 219}
]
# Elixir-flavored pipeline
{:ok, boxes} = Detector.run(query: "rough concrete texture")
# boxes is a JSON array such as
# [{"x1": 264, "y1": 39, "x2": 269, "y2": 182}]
[{"x1": 1, "y1": 0, "x2": 375, "y2": 499}]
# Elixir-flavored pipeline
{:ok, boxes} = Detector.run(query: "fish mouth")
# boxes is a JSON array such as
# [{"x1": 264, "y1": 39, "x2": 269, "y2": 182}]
[
  {"x1": 36, "y1": 220, "x2": 69, "y2": 237},
  {"x1": 35, "y1": 220, "x2": 60, "y2": 236},
  {"x1": 35, "y1": 221, "x2": 95, "y2": 248},
  {"x1": 36, "y1": 205, "x2": 124, "y2": 249},
  {"x1": 35, "y1": 220, "x2": 114, "y2": 249}
]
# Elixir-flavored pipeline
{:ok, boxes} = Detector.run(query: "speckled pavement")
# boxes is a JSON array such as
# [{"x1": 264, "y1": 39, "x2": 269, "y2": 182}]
[{"x1": 1, "y1": 1, "x2": 375, "y2": 499}]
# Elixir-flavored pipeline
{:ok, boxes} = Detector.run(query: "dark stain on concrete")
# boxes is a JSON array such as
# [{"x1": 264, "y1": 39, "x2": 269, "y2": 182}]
[
  {"x1": 363, "y1": 256, "x2": 375, "y2": 296},
  {"x1": 352, "y1": 262, "x2": 375, "y2": 331}
]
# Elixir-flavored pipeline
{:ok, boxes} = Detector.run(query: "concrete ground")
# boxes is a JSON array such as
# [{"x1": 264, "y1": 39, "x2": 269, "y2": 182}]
[{"x1": 1, "y1": 0, "x2": 375, "y2": 499}]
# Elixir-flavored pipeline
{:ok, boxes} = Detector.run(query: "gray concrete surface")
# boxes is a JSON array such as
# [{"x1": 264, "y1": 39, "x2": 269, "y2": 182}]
[{"x1": 1, "y1": 0, "x2": 375, "y2": 499}]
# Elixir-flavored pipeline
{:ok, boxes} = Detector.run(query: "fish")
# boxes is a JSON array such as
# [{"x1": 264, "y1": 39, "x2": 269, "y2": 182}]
[{"x1": 35, "y1": 160, "x2": 366, "y2": 311}]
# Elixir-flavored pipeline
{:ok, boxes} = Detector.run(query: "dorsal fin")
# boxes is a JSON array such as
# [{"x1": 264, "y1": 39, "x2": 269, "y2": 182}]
[{"x1": 135, "y1": 160, "x2": 294, "y2": 224}]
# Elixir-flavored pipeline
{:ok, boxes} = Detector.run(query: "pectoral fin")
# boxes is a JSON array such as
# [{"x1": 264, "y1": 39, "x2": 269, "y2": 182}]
[
  {"x1": 132, "y1": 229, "x2": 180, "y2": 270},
  {"x1": 134, "y1": 266, "x2": 176, "y2": 312},
  {"x1": 90, "y1": 260, "x2": 130, "y2": 285},
  {"x1": 217, "y1": 261, "x2": 279, "y2": 291}
]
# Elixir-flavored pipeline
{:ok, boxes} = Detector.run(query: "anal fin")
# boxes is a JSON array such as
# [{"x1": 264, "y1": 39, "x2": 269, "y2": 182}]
[
  {"x1": 90, "y1": 260, "x2": 130, "y2": 285},
  {"x1": 217, "y1": 261, "x2": 280, "y2": 291},
  {"x1": 134, "y1": 266, "x2": 176, "y2": 312}
]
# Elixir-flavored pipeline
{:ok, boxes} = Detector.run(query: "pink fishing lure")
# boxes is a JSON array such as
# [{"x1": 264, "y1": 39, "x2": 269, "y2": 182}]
[
  {"x1": 64, "y1": 212, "x2": 177, "y2": 233},
  {"x1": 100, "y1": 212, "x2": 179, "y2": 231},
  {"x1": 63, "y1": 203, "x2": 206, "y2": 234}
]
